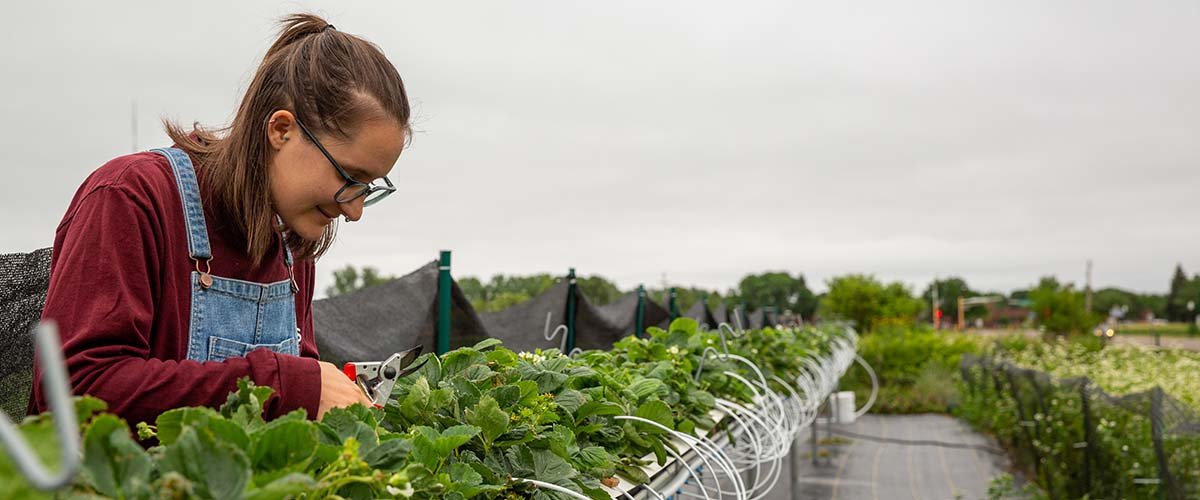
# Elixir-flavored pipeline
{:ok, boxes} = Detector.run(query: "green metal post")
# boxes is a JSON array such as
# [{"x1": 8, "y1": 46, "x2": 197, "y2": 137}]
[
  {"x1": 635, "y1": 285, "x2": 646, "y2": 338},
  {"x1": 668, "y1": 287, "x2": 679, "y2": 321},
  {"x1": 436, "y1": 250, "x2": 452, "y2": 355},
  {"x1": 565, "y1": 268, "x2": 578, "y2": 352}
]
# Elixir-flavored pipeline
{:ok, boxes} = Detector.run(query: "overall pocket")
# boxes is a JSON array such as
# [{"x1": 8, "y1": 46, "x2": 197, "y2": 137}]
[{"x1": 208, "y1": 335, "x2": 299, "y2": 362}]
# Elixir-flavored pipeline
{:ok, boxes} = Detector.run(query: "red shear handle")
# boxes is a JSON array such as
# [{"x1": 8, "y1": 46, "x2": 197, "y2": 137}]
[{"x1": 342, "y1": 363, "x2": 357, "y2": 381}]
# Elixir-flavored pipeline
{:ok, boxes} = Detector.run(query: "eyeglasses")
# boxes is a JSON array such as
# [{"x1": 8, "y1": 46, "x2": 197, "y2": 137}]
[{"x1": 294, "y1": 119, "x2": 396, "y2": 206}]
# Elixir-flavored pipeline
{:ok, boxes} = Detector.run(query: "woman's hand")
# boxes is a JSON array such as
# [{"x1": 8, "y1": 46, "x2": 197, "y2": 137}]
[{"x1": 316, "y1": 361, "x2": 374, "y2": 420}]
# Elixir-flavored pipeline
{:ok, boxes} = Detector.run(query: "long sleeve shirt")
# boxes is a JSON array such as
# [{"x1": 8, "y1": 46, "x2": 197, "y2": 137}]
[{"x1": 29, "y1": 150, "x2": 323, "y2": 424}]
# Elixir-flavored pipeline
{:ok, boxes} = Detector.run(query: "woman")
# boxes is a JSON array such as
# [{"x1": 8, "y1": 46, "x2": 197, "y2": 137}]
[{"x1": 29, "y1": 13, "x2": 409, "y2": 424}]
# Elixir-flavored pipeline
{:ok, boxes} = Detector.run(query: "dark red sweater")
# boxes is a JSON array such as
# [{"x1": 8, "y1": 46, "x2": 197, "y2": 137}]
[{"x1": 29, "y1": 151, "x2": 322, "y2": 424}]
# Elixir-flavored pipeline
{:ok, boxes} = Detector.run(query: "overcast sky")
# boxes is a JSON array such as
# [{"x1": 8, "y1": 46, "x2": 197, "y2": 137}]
[{"x1": 2, "y1": 1, "x2": 1197, "y2": 297}]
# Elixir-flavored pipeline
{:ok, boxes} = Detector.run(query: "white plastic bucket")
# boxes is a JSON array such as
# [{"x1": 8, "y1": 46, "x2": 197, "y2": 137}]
[{"x1": 836, "y1": 391, "x2": 856, "y2": 424}]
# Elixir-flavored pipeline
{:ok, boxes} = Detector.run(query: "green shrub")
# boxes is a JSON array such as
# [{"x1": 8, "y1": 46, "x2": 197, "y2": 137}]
[{"x1": 840, "y1": 326, "x2": 984, "y2": 414}]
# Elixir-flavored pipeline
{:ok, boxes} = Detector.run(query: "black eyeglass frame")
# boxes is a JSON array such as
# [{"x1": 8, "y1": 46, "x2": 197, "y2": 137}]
[{"x1": 294, "y1": 118, "x2": 396, "y2": 207}]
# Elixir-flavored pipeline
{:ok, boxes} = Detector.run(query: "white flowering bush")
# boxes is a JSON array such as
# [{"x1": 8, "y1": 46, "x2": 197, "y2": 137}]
[
  {"x1": 1002, "y1": 339, "x2": 1200, "y2": 410},
  {"x1": 958, "y1": 341, "x2": 1200, "y2": 499}
]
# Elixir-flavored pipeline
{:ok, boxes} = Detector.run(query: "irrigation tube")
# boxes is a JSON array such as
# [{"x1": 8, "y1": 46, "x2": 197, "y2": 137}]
[
  {"x1": 710, "y1": 400, "x2": 767, "y2": 494},
  {"x1": 543, "y1": 311, "x2": 570, "y2": 353},
  {"x1": 852, "y1": 354, "x2": 879, "y2": 418},
  {"x1": 716, "y1": 400, "x2": 787, "y2": 500},
  {"x1": 612, "y1": 416, "x2": 730, "y2": 498},
  {"x1": 514, "y1": 478, "x2": 593, "y2": 500},
  {"x1": 615, "y1": 416, "x2": 746, "y2": 500},
  {"x1": 659, "y1": 443, "x2": 712, "y2": 500},
  {"x1": 619, "y1": 325, "x2": 867, "y2": 499}
]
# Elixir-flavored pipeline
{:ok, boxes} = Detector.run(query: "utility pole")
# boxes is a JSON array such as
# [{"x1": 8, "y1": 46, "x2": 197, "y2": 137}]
[{"x1": 1085, "y1": 260, "x2": 1093, "y2": 313}]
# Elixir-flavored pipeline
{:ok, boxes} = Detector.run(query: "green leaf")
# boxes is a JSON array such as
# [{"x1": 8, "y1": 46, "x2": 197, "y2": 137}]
[
  {"x1": 627, "y1": 378, "x2": 665, "y2": 400},
  {"x1": 466, "y1": 395, "x2": 509, "y2": 446},
  {"x1": 435, "y1": 425, "x2": 481, "y2": 455},
  {"x1": 250, "y1": 419, "x2": 317, "y2": 474},
  {"x1": 159, "y1": 426, "x2": 251, "y2": 499},
  {"x1": 409, "y1": 426, "x2": 442, "y2": 470},
  {"x1": 532, "y1": 370, "x2": 569, "y2": 393},
  {"x1": 402, "y1": 353, "x2": 442, "y2": 387},
  {"x1": 446, "y1": 460, "x2": 482, "y2": 486},
  {"x1": 243, "y1": 473, "x2": 317, "y2": 500},
  {"x1": 472, "y1": 338, "x2": 503, "y2": 351},
  {"x1": 487, "y1": 385, "x2": 522, "y2": 408},
  {"x1": 615, "y1": 462, "x2": 649, "y2": 485},
  {"x1": 554, "y1": 389, "x2": 585, "y2": 416},
  {"x1": 460, "y1": 364, "x2": 495, "y2": 384},
  {"x1": 73, "y1": 396, "x2": 108, "y2": 426},
  {"x1": 532, "y1": 449, "x2": 577, "y2": 483},
  {"x1": 400, "y1": 377, "x2": 432, "y2": 421},
  {"x1": 430, "y1": 386, "x2": 456, "y2": 408},
  {"x1": 667, "y1": 317, "x2": 698, "y2": 336},
  {"x1": 320, "y1": 407, "x2": 379, "y2": 454},
  {"x1": 515, "y1": 380, "x2": 540, "y2": 403},
  {"x1": 78, "y1": 414, "x2": 153, "y2": 498},
  {"x1": 448, "y1": 376, "x2": 483, "y2": 409},
  {"x1": 155, "y1": 407, "x2": 249, "y2": 450},
  {"x1": 573, "y1": 446, "x2": 610, "y2": 470},
  {"x1": 363, "y1": 438, "x2": 412, "y2": 471},
  {"x1": 688, "y1": 389, "x2": 716, "y2": 408},
  {"x1": 575, "y1": 401, "x2": 622, "y2": 421},
  {"x1": 539, "y1": 426, "x2": 575, "y2": 459},
  {"x1": 442, "y1": 349, "x2": 487, "y2": 378},
  {"x1": 634, "y1": 400, "x2": 674, "y2": 431},
  {"x1": 341, "y1": 404, "x2": 381, "y2": 428},
  {"x1": 219, "y1": 378, "x2": 276, "y2": 433}
]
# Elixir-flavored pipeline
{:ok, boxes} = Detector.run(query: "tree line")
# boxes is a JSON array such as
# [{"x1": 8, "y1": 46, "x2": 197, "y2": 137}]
[{"x1": 325, "y1": 263, "x2": 1200, "y2": 336}]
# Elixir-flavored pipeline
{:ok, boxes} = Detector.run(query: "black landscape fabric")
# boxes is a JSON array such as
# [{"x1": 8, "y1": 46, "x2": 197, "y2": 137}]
[
  {"x1": 0, "y1": 247, "x2": 52, "y2": 417},
  {"x1": 313, "y1": 260, "x2": 489, "y2": 367}
]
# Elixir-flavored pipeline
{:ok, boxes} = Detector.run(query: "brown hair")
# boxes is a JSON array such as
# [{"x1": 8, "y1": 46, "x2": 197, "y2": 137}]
[{"x1": 165, "y1": 13, "x2": 410, "y2": 265}]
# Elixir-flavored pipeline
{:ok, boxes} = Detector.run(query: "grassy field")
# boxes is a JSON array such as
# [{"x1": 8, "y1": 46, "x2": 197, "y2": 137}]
[{"x1": 1115, "y1": 321, "x2": 1197, "y2": 337}]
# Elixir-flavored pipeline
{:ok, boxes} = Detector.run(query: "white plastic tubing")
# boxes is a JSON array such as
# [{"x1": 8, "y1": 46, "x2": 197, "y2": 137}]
[{"x1": 633, "y1": 322, "x2": 868, "y2": 500}]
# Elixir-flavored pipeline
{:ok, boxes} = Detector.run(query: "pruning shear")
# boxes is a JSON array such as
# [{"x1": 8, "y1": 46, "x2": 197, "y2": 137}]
[{"x1": 342, "y1": 345, "x2": 428, "y2": 407}]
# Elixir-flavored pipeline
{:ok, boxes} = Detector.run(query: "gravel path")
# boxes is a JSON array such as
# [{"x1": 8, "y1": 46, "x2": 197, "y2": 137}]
[{"x1": 758, "y1": 414, "x2": 1015, "y2": 500}]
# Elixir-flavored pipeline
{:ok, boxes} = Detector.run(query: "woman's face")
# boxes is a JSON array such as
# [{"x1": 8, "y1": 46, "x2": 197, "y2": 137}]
[{"x1": 266, "y1": 110, "x2": 406, "y2": 241}]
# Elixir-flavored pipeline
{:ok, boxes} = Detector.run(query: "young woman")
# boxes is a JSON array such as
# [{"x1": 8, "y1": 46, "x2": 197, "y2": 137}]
[{"x1": 29, "y1": 14, "x2": 410, "y2": 424}]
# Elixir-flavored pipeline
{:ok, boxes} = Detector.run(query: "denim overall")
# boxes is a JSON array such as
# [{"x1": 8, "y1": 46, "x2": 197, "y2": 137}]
[{"x1": 152, "y1": 147, "x2": 301, "y2": 362}]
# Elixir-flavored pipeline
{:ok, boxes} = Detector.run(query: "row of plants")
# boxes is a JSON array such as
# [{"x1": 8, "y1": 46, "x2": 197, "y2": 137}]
[
  {"x1": 957, "y1": 340, "x2": 1200, "y2": 499},
  {"x1": 1, "y1": 319, "x2": 845, "y2": 499}
]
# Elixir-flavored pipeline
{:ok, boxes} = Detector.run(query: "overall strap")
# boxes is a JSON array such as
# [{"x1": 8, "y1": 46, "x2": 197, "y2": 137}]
[{"x1": 151, "y1": 148, "x2": 212, "y2": 261}]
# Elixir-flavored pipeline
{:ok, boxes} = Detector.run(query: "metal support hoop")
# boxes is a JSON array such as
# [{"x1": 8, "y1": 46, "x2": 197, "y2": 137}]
[{"x1": 0, "y1": 322, "x2": 81, "y2": 491}]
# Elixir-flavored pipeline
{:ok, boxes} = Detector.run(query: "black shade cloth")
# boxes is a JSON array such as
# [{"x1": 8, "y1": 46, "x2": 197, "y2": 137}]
[
  {"x1": 572, "y1": 290, "x2": 630, "y2": 351},
  {"x1": 747, "y1": 308, "x2": 766, "y2": 330},
  {"x1": 684, "y1": 300, "x2": 718, "y2": 330},
  {"x1": 480, "y1": 281, "x2": 631, "y2": 352},
  {"x1": 597, "y1": 292, "x2": 670, "y2": 336},
  {"x1": 479, "y1": 281, "x2": 570, "y2": 353},
  {"x1": 710, "y1": 302, "x2": 729, "y2": 326},
  {"x1": 313, "y1": 260, "x2": 489, "y2": 367},
  {"x1": 1, "y1": 248, "x2": 52, "y2": 417}
]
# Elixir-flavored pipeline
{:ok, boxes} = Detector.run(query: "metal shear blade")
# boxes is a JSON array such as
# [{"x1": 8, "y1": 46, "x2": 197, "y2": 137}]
[{"x1": 342, "y1": 345, "x2": 428, "y2": 406}]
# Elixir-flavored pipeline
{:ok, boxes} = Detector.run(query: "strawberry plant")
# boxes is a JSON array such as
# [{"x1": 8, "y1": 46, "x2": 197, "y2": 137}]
[{"x1": 1, "y1": 319, "x2": 847, "y2": 499}]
